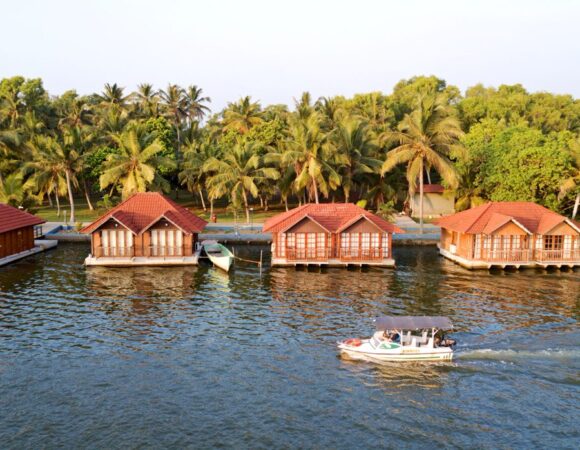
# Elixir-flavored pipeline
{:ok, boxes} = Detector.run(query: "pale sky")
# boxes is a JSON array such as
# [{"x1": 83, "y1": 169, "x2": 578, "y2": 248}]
[{"x1": 1, "y1": 0, "x2": 579, "y2": 112}]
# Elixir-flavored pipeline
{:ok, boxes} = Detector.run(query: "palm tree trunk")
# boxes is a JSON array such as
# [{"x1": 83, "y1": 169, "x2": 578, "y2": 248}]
[
  {"x1": 284, "y1": 197, "x2": 288, "y2": 211},
  {"x1": 573, "y1": 193, "x2": 580, "y2": 219},
  {"x1": 48, "y1": 192, "x2": 53, "y2": 207},
  {"x1": 419, "y1": 157, "x2": 424, "y2": 235},
  {"x1": 210, "y1": 198, "x2": 214, "y2": 219},
  {"x1": 55, "y1": 192, "x2": 61, "y2": 217},
  {"x1": 65, "y1": 169, "x2": 75, "y2": 223},
  {"x1": 83, "y1": 179, "x2": 94, "y2": 210},
  {"x1": 426, "y1": 168, "x2": 432, "y2": 185},
  {"x1": 198, "y1": 188, "x2": 206, "y2": 211},
  {"x1": 312, "y1": 180, "x2": 320, "y2": 204},
  {"x1": 344, "y1": 188, "x2": 349, "y2": 203},
  {"x1": 242, "y1": 190, "x2": 250, "y2": 223}
]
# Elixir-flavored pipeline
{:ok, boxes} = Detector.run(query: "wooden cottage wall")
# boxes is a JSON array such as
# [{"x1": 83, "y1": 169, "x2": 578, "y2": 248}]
[
  {"x1": 0, "y1": 226, "x2": 35, "y2": 258},
  {"x1": 545, "y1": 222, "x2": 579, "y2": 236}
]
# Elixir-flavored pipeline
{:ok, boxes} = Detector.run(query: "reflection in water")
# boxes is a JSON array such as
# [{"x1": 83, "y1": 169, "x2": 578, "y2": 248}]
[
  {"x1": 339, "y1": 357, "x2": 450, "y2": 392},
  {"x1": 0, "y1": 244, "x2": 578, "y2": 449}
]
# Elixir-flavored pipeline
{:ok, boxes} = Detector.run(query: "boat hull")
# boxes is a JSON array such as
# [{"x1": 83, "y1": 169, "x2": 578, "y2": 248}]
[
  {"x1": 338, "y1": 340, "x2": 453, "y2": 362},
  {"x1": 208, "y1": 254, "x2": 233, "y2": 272},
  {"x1": 202, "y1": 241, "x2": 234, "y2": 272}
]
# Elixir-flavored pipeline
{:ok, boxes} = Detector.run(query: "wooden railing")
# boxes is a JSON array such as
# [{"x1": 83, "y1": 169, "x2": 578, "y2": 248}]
[
  {"x1": 339, "y1": 248, "x2": 388, "y2": 261},
  {"x1": 283, "y1": 247, "x2": 389, "y2": 261},
  {"x1": 96, "y1": 246, "x2": 134, "y2": 257},
  {"x1": 535, "y1": 249, "x2": 580, "y2": 262},
  {"x1": 285, "y1": 248, "x2": 329, "y2": 261},
  {"x1": 148, "y1": 246, "x2": 184, "y2": 257},
  {"x1": 482, "y1": 249, "x2": 532, "y2": 262},
  {"x1": 467, "y1": 248, "x2": 580, "y2": 263}
]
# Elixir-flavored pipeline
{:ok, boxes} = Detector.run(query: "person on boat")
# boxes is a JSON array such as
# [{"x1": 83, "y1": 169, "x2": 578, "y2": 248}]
[{"x1": 383, "y1": 331, "x2": 399, "y2": 343}]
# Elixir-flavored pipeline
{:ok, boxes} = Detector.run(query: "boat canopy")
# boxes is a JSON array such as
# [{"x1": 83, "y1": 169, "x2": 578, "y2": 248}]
[{"x1": 375, "y1": 316, "x2": 453, "y2": 331}]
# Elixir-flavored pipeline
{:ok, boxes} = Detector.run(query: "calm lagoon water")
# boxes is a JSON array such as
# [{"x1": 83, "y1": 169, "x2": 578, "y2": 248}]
[{"x1": 0, "y1": 244, "x2": 578, "y2": 449}]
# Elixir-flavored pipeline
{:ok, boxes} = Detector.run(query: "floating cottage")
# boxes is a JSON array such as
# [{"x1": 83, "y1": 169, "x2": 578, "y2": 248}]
[
  {"x1": 436, "y1": 202, "x2": 580, "y2": 269},
  {"x1": 0, "y1": 203, "x2": 55, "y2": 266},
  {"x1": 263, "y1": 203, "x2": 404, "y2": 267},
  {"x1": 81, "y1": 192, "x2": 207, "y2": 266}
]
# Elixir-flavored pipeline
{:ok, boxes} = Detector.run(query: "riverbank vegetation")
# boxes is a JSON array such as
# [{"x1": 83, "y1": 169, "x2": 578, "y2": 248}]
[{"x1": 1, "y1": 75, "x2": 578, "y2": 223}]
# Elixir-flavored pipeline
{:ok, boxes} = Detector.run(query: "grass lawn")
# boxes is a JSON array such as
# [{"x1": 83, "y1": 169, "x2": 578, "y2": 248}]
[{"x1": 34, "y1": 192, "x2": 288, "y2": 224}]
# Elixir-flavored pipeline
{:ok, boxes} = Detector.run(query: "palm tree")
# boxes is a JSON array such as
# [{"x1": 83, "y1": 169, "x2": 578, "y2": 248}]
[
  {"x1": 99, "y1": 123, "x2": 176, "y2": 199},
  {"x1": 559, "y1": 137, "x2": 580, "y2": 219},
  {"x1": 0, "y1": 172, "x2": 36, "y2": 208},
  {"x1": 56, "y1": 93, "x2": 93, "y2": 129},
  {"x1": 0, "y1": 85, "x2": 24, "y2": 128},
  {"x1": 381, "y1": 93, "x2": 462, "y2": 233},
  {"x1": 0, "y1": 130, "x2": 24, "y2": 182},
  {"x1": 159, "y1": 84, "x2": 187, "y2": 156},
  {"x1": 96, "y1": 83, "x2": 131, "y2": 110},
  {"x1": 179, "y1": 138, "x2": 217, "y2": 210},
  {"x1": 316, "y1": 96, "x2": 345, "y2": 131},
  {"x1": 332, "y1": 118, "x2": 382, "y2": 202},
  {"x1": 134, "y1": 83, "x2": 160, "y2": 118},
  {"x1": 24, "y1": 133, "x2": 82, "y2": 221},
  {"x1": 294, "y1": 92, "x2": 313, "y2": 120},
  {"x1": 282, "y1": 112, "x2": 341, "y2": 203},
  {"x1": 24, "y1": 136, "x2": 68, "y2": 215},
  {"x1": 185, "y1": 85, "x2": 211, "y2": 122},
  {"x1": 222, "y1": 96, "x2": 263, "y2": 134},
  {"x1": 204, "y1": 141, "x2": 279, "y2": 222}
]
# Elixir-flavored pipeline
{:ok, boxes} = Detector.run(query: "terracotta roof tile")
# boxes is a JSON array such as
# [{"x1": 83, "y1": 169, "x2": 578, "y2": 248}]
[
  {"x1": 0, "y1": 203, "x2": 45, "y2": 234},
  {"x1": 263, "y1": 203, "x2": 404, "y2": 234},
  {"x1": 81, "y1": 192, "x2": 207, "y2": 235},
  {"x1": 436, "y1": 202, "x2": 574, "y2": 235}
]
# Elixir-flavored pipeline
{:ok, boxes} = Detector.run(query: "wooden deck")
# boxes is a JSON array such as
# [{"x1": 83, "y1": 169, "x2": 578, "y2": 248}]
[
  {"x1": 439, "y1": 246, "x2": 579, "y2": 269},
  {"x1": 0, "y1": 240, "x2": 58, "y2": 267},
  {"x1": 271, "y1": 256, "x2": 396, "y2": 268},
  {"x1": 85, "y1": 248, "x2": 202, "y2": 267}
]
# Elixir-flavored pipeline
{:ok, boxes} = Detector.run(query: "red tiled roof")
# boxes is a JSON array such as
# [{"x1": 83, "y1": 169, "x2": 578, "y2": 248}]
[
  {"x1": 421, "y1": 184, "x2": 445, "y2": 194},
  {"x1": 81, "y1": 192, "x2": 207, "y2": 235},
  {"x1": 436, "y1": 202, "x2": 576, "y2": 235},
  {"x1": 263, "y1": 203, "x2": 404, "y2": 234},
  {"x1": 0, "y1": 203, "x2": 44, "y2": 234}
]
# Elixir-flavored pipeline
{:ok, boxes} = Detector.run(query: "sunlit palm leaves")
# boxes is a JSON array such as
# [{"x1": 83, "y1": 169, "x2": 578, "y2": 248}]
[{"x1": 100, "y1": 124, "x2": 176, "y2": 199}]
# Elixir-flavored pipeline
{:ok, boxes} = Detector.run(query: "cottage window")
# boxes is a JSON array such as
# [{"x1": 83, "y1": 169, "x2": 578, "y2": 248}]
[
  {"x1": 306, "y1": 233, "x2": 316, "y2": 258},
  {"x1": 544, "y1": 235, "x2": 563, "y2": 250},
  {"x1": 279, "y1": 234, "x2": 286, "y2": 257},
  {"x1": 296, "y1": 233, "x2": 305, "y2": 249},
  {"x1": 317, "y1": 233, "x2": 326, "y2": 258},
  {"x1": 382, "y1": 233, "x2": 389, "y2": 257},
  {"x1": 474, "y1": 235, "x2": 482, "y2": 259}
]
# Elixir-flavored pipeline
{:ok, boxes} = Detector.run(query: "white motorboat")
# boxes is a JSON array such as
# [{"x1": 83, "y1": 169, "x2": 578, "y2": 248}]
[{"x1": 338, "y1": 316, "x2": 456, "y2": 362}]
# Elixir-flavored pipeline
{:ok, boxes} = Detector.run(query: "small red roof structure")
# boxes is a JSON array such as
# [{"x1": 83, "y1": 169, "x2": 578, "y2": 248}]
[
  {"x1": 81, "y1": 192, "x2": 207, "y2": 235},
  {"x1": 421, "y1": 184, "x2": 445, "y2": 194},
  {"x1": 263, "y1": 203, "x2": 404, "y2": 234},
  {"x1": 436, "y1": 202, "x2": 579, "y2": 235},
  {"x1": 0, "y1": 203, "x2": 45, "y2": 234}
]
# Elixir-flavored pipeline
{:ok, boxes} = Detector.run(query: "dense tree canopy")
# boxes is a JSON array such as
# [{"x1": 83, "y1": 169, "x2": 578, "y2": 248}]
[{"x1": 0, "y1": 74, "x2": 578, "y2": 222}]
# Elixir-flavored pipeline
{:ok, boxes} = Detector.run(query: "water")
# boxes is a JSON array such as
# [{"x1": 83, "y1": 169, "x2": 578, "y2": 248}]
[{"x1": 0, "y1": 244, "x2": 578, "y2": 449}]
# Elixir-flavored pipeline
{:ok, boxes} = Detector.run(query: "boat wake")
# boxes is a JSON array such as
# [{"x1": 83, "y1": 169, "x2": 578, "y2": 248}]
[{"x1": 457, "y1": 348, "x2": 580, "y2": 362}]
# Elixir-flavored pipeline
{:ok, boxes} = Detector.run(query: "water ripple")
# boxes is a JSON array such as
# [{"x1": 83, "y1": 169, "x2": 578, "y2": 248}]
[{"x1": 0, "y1": 244, "x2": 578, "y2": 448}]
